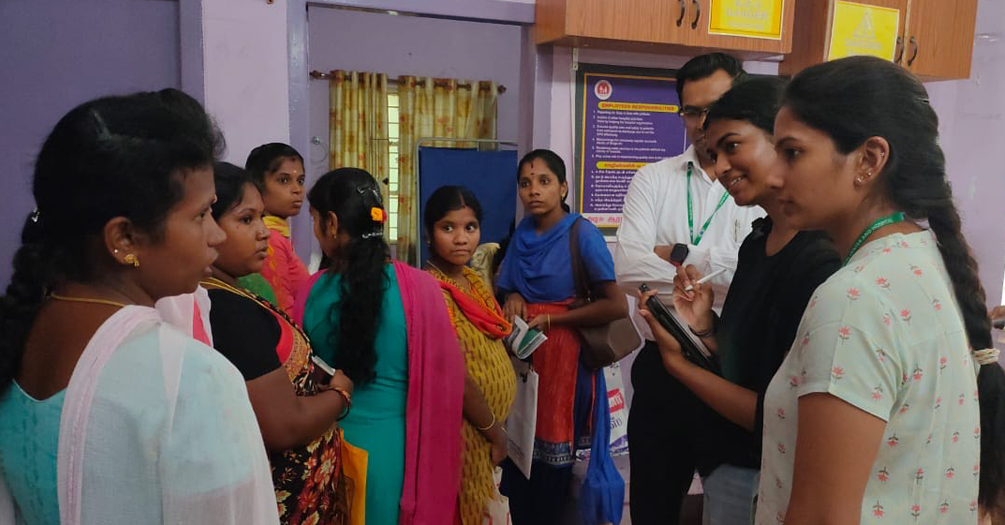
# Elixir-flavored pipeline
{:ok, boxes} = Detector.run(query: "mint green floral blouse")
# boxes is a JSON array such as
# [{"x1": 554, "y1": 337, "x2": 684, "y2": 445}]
[{"x1": 758, "y1": 230, "x2": 982, "y2": 523}]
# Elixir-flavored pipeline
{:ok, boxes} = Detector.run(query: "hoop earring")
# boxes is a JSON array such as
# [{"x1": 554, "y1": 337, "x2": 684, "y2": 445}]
[{"x1": 124, "y1": 254, "x2": 140, "y2": 268}]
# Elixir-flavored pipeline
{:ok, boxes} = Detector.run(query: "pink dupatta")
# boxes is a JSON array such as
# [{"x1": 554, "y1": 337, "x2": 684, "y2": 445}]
[{"x1": 294, "y1": 261, "x2": 465, "y2": 525}]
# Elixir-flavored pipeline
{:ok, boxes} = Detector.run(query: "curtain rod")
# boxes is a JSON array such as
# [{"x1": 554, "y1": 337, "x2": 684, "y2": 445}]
[{"x1": 309, "y1": 70, "x2": 506, "y2": 94}]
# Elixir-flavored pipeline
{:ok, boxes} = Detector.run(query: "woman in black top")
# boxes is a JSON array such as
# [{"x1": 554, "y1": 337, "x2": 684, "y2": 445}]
[
  {"x1": 202, "y1": 162, "x2": 355, "y2": 525},
  {"x1": 637, "y1": 77, "x2": 840, "y2": 524}
]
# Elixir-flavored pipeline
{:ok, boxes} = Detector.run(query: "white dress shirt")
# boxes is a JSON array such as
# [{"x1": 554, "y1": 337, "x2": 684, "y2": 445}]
[{"x1": 615, "y1": 146, "x2": 765, "y2": 339}]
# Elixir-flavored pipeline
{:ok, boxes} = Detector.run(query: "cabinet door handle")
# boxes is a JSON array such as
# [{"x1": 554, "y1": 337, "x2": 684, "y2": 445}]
[
  {"x1": 894, "y1": 36, "x2": 904, "y2": 64},
  {"x1": 907, "y1": 36, "x2": 919, "y2": 66},
  {"x1": 691, "y1": 0, "x2": 701, "y2": 29},
  {"x1": 677, "y1": 0, "x2": 686, "y2": 27}
]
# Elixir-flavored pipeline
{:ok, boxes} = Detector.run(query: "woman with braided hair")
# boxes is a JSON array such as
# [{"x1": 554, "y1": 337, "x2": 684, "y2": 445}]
[
  {"x1": 296, "y1": 168, "x2": 465, "y2": 525},
  {"x1": 756, "y1": 56, "x2": 1005, "y2": 524},
  {"x1": 0, "y1": 90, "x2": 277, "y2": 525}
]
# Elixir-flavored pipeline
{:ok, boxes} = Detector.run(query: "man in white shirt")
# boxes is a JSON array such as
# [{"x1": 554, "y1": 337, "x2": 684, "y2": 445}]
[{"x1": 617, "y1": 53, "x2": 765, "y2": 524}]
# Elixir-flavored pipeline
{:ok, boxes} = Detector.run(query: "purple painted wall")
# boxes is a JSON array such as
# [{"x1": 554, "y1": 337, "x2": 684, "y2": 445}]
[
  {"x1": 925, "y1": 0, "x2": 1005, "y2": 307},
  {"x1": 0, "y1": 0, "x2": 182, "y2": 289},
  {"x1": 299, "y1": 6, "x2": 524, "y2": 258}
]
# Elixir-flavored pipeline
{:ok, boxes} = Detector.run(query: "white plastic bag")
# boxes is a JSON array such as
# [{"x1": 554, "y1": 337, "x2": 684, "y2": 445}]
[
  {"x1": 605, "y1": 363, "x2": 629, "y2": 457},
  {"x1": 506, "y1": 357, "x2": 539, "y2": 479}
]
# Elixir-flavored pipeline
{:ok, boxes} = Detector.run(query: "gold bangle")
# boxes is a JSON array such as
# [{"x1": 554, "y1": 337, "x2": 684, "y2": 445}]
[
  {"x1": 546, "y1": 314, "x2": 552, "y2": 331},
  {"x1": 475, "y1": 413, "x2": 496, "y2": 432}
]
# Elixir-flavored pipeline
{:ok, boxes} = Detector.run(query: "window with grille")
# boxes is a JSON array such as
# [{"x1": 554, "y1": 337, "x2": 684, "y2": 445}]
[{"x1": 386, "y1": 91, "x2": 399, "y2": 243}]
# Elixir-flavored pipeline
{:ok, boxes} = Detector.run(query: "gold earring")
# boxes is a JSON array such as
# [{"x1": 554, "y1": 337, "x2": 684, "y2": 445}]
[{"x1": 124, "y1": 254, "x2": 140, "y2": 268}]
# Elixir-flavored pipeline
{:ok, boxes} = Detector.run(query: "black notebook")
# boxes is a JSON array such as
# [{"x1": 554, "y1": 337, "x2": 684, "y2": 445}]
[{"x1": 639, "y1": 283, "x2": 719, "y2": 372}]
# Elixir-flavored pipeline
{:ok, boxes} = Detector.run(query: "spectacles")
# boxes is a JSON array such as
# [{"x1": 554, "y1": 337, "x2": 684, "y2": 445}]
[{"x1": 679, "y1": 106, "x2": 710, "y2": 120}]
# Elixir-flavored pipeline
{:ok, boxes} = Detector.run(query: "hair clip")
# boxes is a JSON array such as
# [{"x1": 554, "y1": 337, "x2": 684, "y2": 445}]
[
  {"x1": 90, "y1": 109, "x2": 114, "y2": 141},
  {"x1": 361, "y1": 230, "x2": 383, "y2": 239},
  {"x1": 371, "y1": 207, "x2": 387, "y2": 224},
  {"x1": 974, "y1": 348, "x2": 1000, "y2": 366},
  {"x1": 356, "y1": 184, "x2": 383, "y2": 205}
]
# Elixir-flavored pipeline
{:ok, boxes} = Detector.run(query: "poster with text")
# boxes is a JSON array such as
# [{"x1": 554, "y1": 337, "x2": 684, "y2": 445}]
[
  {"x1": 827, "y1": 1, "x2": 900, "y2": 62},
  {"x1": 575, "y1": 64, "x2": 688, "y2": 236}
]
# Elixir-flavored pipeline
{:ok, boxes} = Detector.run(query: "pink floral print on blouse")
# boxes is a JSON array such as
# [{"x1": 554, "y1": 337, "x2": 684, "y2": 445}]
[{"x1": 757, "y1": 230, "x2": 981, "y2": 524}]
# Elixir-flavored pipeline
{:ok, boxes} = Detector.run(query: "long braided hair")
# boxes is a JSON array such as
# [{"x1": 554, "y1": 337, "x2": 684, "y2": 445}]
[{"x1": 785, "y1": 55, "x2": 1005, "y2": 516}]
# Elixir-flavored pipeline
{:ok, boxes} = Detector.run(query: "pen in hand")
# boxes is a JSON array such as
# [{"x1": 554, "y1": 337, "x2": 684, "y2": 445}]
[{"x1": 684, "y1": 268, "x2": 727, "y2": 293}]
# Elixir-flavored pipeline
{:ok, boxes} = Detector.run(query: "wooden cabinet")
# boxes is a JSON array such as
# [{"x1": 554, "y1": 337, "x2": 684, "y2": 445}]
[
  {"x1": 683, "y1": 0, "x2": 795, "y2": 55},
  {"x1": 550, "y1": 0, "x2": 686, "y2": 45},
  {"x1": 535, "y1": 0, "x2": 794, "y2": 59},
  {"x1": 779, "y1": 0, "x2": 908, "y2": 77},
  {"x1": 902, "y1": 0, "x2": 978, "y2": 80},
  {"x1": 780, "y1": 0, "x2": 977, "y2": 81}
]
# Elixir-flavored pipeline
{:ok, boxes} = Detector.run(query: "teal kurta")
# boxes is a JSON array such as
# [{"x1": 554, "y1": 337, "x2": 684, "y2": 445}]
[
  {"x1": 303, "y1": 265, "x2": 408, "y2": 525},
  {"x1": 0, "y1": 385, "x2": 64, "y2": 525}
]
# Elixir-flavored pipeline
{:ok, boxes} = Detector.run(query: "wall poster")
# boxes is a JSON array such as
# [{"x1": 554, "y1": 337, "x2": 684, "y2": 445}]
[{"x1": 574, "y1": 63, "x2": 688, "y2": 237}]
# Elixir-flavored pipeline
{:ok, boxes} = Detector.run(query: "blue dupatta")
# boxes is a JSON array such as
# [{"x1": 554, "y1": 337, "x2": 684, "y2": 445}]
[{"x1": 496, "y1": 213, "x2": 581, "y2": 303}]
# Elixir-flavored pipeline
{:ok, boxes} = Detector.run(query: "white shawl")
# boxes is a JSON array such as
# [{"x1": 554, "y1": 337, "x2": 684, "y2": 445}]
[{"x1": 0, "y1": 296, "x2": 277, "y2": 525}]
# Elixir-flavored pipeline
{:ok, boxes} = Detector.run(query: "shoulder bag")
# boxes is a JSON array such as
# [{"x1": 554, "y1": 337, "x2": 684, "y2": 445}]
[{"x1": 569, "y1": 218, "x2": 641, "y2": 369}]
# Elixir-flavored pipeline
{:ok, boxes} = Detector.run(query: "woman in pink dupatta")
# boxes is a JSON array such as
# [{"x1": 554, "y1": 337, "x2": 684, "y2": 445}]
[
  {"x1": 0, "y1": 90, "x2": 276, "y2": 525},
  {"x1": 294, "y1": 168, "x2": 464, "y2": 525}
]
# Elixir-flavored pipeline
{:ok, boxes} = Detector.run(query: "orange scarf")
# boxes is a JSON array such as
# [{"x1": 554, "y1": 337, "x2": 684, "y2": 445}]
[{"x1": 432, "y1": 267, "x2": 511, "y2": 339}]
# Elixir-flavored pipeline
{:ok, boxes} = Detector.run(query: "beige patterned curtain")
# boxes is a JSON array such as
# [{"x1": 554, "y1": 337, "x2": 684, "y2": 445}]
[
  {"x1": 396, "y1": 76, "x2": 498, "y2": 264},
  {"x1": 328, "y1": 71, "x2": 390, "y2": 234}
]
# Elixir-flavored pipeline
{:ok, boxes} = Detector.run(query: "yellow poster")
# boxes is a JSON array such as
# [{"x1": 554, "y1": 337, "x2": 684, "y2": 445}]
[
  {"x1": 827, "y1": 1, "x2": 900, "y2": 61},
  {"x1": 708, "y1": 0, "x2": 785, "y2": 40}
]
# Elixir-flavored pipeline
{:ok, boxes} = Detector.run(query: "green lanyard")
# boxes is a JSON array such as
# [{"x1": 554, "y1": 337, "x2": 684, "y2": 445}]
[
  {"x1": 843, "y1": 212, "x2": 906, "y2": 266},
  {"x1": 686, "y1": 161, "x2": 731, "y2": 246}
]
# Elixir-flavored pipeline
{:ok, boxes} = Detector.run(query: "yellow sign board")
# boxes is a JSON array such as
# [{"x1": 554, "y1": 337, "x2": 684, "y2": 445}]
[
  {"x1": 598, "y1": 102, "x2": 678, "y2": 113},
  {"x1": 708, "y1": 0, "x2": 785, "y2": 40},
  {"x1": 827, "y1": 1, "x2": 900, "y2": 61}
]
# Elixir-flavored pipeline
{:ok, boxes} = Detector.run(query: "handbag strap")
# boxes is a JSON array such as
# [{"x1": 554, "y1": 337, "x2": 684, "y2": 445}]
[{"x1": 568, "y1": 217, "x2": 593, "y2": 302}]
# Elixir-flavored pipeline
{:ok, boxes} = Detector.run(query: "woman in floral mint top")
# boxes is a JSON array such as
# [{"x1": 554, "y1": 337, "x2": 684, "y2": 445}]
[{"x1": 753, "y1": 56, "x2": 1005, "y2": 524}]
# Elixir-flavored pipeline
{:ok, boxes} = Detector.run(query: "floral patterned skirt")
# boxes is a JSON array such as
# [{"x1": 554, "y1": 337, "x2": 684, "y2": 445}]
[
  {"x1": 272, "y1": 424, "x2": 349, "y2": 525},
  {"x1": 273, "y1": 327, "x2": 350, "y2": 525}
]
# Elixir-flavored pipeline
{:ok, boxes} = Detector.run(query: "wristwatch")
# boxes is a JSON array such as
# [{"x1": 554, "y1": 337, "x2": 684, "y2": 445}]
[{"x1": 669, "y1": 243, "x2": 690, "y2": 267}]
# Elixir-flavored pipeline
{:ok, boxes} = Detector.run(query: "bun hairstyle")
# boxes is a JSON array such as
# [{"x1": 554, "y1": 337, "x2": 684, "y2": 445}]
[
  {"x1": 785, "y1": 55, "x2": 1005, "y2": 516},
  {"x1": 704, "y1": 75, "x2": 788, "y2": 135},
  {"x1": 307, "y1": 168, "x2": 389, "y2": 383},
  {"x1": 517, "y1": 149, "x2": 570, "y2": 213},
  {"x1": 0, "y1": 88, "x2": 223, "y2": 390}
]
